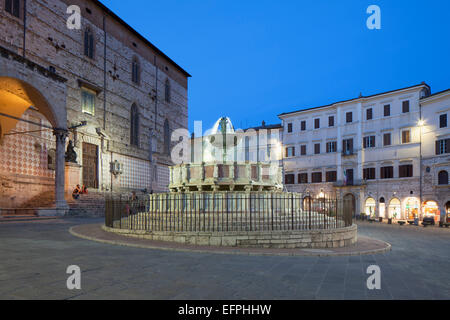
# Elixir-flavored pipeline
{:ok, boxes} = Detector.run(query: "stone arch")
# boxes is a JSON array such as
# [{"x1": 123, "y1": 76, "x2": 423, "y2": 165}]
[
  {"x1": 388, "y1": 198, "x2": 401, "y2": 219},
  {"x1": 0, "y1": 68, "x2": 67, "y2": 131}
]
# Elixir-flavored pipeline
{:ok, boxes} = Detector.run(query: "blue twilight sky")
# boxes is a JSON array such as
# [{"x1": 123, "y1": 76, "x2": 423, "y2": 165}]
[{"x1": 104, "y1": 0, "x2": 450, "y2": 132}]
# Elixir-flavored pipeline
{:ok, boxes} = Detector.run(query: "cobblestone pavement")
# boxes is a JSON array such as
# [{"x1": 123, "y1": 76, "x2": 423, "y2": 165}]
[{"x1": 0, "y1": 218, "x2": 448, "y2": 300}]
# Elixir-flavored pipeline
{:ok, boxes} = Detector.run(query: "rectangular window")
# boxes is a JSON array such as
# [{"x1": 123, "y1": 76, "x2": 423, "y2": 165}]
[
  {"x1": 287, "y1": 123, "x2": 293, "y2": 133},
  {"x1": 366, "y1": 108, "x2": 373, "y2": 120},
  {"x1": 342, "y1": 138, "x2": 354, "y2": 154},
  {"x1": 298, "y1": 173, "x2": 308, "y2": 184},
  {"x1": 326, "y1": 141, "x2": 337, "y2": 153},
  {"x1": 363, "y1": 136, "x2": 376, "y2": 148},
  {"x1": 5, "y1": 0, "x2": 20, "y2": 18},
  {"x1": 440, "y1": 114, "x2": 447, "y2": 128},
  {"x1": 81, "y1": 88, "x2": 95, "y2": 115},
  {"x1": 402, "y1": 100, "x2": 410, "y2": 113},
  {"x1": 384, "y1": 104, "x2": 390, "y2": 117},
  {"x1": 328, "y1": 116, "x2": 334, "y2": 127},
  {"x1": 285, "y1": 147, "x2": 295, "y2": 157},
  {"x1": 436, "y1": 139, "x2": 450, "y2": 155},
  {"x1": 346, "y1": 112, "x2": 353, "y2": 123},
  {"x1": 314, "y1": 143, "x2": 320, "y2": 154},
  {"x1": 285, "y1": 174, "x2": 295, "y2": 185},
  {"x1": 402, "y1": 130, "x2": 410, "y2": 144},
  {"x1": 300, "y1": 145, "x2": 307, "y2": 156},
  {"x1": 383, "y1": 133, "x2": 391, "y2": 146},
  {"x1": 314, "y1": 118, "x2": 320, "y2": 129},
  {"x1": 312, "y1": 172, "x2": 322, "y2": 183},
  {"x1": 363, "y1": 168, "x2": 376, "y2": 180},
  {"x1": 326, "y1": 171, "x2": 337, "y2": 182},
  {"x1": 399, "y1": 164, "x2": 413, "y2": 178},
  {"x1": 380, "y1": 166, "x2": 394, "y2": 179},
  {"x1": 301, "y1": 120, "x2": 306, "y2": 131}
]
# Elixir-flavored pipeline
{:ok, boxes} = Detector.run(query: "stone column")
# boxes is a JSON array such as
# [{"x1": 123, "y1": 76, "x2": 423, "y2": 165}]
[{"x1": 54, "y1": 129, "x2": 69, "y2": 213}]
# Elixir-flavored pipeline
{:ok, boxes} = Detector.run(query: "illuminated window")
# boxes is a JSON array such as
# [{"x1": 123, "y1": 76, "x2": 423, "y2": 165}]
[{"x1": 81, "y1": 88, "x2": 95, "y2": 115}]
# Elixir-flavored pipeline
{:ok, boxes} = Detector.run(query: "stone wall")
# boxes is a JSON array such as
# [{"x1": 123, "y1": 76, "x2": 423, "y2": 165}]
[
  {"x1": 0, "y1": 0, "x2": 189, "y2": 208},
  {"x1": 103, "y1": 224, "x2": 358, "y2": 249}
]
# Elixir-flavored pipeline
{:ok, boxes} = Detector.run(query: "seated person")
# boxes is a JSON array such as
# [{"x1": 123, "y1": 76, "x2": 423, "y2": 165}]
[
  {"x1": 81, "y1": 185, "x2": 88, "y2": 194},
  {"x1": 72, "y1": 184, "x2": 82, "y2": 199}
]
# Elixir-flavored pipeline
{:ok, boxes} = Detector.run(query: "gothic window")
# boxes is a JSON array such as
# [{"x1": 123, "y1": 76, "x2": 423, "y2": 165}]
[
  {"x1": 132, "y1": 57, "x2": 140, "y2": 84},
  {"x1": 130, "y1": 104, "x2": 139, "y2": 146},
  {"x1": 165, "y1": 79, "x2": 171, "y2": 103},
  {"x1": 84, "y1": 27, "x2": 94, "y2": 59},
  {"x1": 164, "y1": 119, "x2": 170, "y2": 155}
]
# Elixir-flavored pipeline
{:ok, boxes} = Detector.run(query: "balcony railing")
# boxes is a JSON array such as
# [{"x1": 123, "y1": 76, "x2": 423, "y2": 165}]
[
  {"x1": 334, "y1": 179, "x2": 366, "y2": 187},
  {"x1": 341, "y1": 149, "x2": 356, "y2": 156}
]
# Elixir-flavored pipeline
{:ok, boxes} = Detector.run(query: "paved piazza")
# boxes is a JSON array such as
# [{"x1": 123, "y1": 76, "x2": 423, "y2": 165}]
[{"x1": 0, "y1": 218, "x2": 448, "y2": 300}]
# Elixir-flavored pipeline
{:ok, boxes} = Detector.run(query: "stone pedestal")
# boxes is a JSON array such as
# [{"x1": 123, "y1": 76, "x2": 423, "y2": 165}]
[{"x1": 65, "y1": 162, "x2": 82, "y2": 197}]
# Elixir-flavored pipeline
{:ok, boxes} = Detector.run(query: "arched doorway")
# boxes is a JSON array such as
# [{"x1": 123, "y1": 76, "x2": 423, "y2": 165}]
[
  {"x1": 446, "y1": 202, "x2": 450, "y2": 223},
  {"x1": 388, "y1": 198, "x2": 401, "y2": 219},
  {"x1": 343, "y1": 193, "x2": 355, "y2": 224},
  {"x1": 0, "y1": 75, "x2": 67, "y2": 210},
  {"x1": 404, "y1": 197, "x2": 419, "y2": 220},
  {"x1": 365, "y1": 198, "x2": 376, "y2": 218},
  {"x1": 422, "y1": 200, "x2": 440, "y2": 223},
  {"x1": 379, "y1": 197, "x2": 386, "y2": 218}
]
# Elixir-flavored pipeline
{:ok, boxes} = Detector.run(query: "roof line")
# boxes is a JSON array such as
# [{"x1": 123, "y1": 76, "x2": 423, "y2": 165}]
[
  {"x1": 93, "y1": 0, "x2": 191, "y2": 78},
  {"x1": 421, "y1": 87, "x2": 450, "y2": 100},
  {"x1": 278, "y1": 83, "x2": 430, "y2": 117}
]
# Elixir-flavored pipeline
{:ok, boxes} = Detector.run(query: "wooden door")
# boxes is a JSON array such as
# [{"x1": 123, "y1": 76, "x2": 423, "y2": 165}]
[{"x1": 82, "y1": 143, "x2": 98, "y2": 189}]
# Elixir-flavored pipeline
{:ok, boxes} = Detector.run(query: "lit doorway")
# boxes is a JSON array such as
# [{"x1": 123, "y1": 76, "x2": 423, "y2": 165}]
[
  {"x1": 404, "y1": 197, "x2": 419, "y2": 220},
  {"x1": 388, "y1": 198, "x2": 401, "y2": 219},
  {"x1": 379, "y1": 197, "x2": 386, "y2": 218},
  {"x1": 422, "y1": 200, "x2": 440, "y2": 223},
  {"x1": 365, "y1": 198, "x2": 376, "y2": 218}
]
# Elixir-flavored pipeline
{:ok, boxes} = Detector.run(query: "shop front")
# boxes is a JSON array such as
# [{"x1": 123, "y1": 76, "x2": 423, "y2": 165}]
[
  {"x1": 404, "y1": 197, "x2": 419, "y2": 221},
  {"x1": 446, "y1": 202, "x2": 450, "y2": 223},
  {"x1": 388, "y1": 198, "x2": 401, "y2": 219},
  {"x1": 365, "y1": 198, "x2": 376, "y2": 218},
  {"x1": 422, "y1": 200, "x2": 440, "y2": 223}
]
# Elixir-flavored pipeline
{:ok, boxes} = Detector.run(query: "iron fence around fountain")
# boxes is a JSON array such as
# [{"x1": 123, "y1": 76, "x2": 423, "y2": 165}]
[{"x1": 105, "y1": 192, "x2": 354, "y2": 232}]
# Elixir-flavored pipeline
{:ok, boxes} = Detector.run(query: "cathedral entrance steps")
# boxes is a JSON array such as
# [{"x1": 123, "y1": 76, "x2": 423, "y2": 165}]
[{"x1": 67, "y1": 191, "x2": 106, "y2": 217}]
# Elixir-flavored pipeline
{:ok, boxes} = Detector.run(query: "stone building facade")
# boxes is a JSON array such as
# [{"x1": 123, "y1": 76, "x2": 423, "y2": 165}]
[
  {"x1": 0, "y1": 0, "x2": 189, "y2": 212},
  {"x1": 278, "y1": 83, "x2": 450, "y2": 223}
]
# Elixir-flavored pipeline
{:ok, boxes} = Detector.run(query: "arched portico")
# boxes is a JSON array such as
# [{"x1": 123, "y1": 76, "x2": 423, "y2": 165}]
[{"x1": 0, "y1": 47, "x2": 68, "y2": 212}]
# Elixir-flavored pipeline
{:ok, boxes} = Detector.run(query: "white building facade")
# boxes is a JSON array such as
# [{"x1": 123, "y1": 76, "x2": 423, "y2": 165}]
[{"x1": 278, "y1": 83, "x2": 450, "y2": 223}]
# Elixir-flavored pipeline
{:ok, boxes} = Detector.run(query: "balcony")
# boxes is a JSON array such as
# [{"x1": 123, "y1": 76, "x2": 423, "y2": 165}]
[
  {"x1": 334, "y1": 179, "x2": 366, "y2": 187},
  {"x1": 341, "y1": 149, "x2": 356, "y2": 157}
]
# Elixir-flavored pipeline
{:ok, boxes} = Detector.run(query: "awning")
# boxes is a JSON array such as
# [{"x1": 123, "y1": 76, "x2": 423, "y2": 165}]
[{"x1": 0, "y1": 89, "x2": 31, "y2": 138}]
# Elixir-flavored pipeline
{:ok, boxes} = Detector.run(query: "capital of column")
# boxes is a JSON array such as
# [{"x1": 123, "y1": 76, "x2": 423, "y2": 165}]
[{"x1": 53, "y1": 128, "x2": 69, "y2": 143}]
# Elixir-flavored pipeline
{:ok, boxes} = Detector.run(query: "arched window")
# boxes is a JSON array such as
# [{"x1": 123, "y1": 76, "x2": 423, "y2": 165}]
[
  {"x1": 131, "y1": 57, "x2": 140, "y2": 84},
  {"x1": 164, "y1": 119, "x2": 170, "y2": 155},
  {"x1": 165, "y1": 79, "x2": 171, "y2": 103},
  {"x1": 84, "y1": 27, "x2": 94, "y2": 59},
  {"x1": 130, "y1": 104, "x2": 139, "y2": 146},
  {"x1": 438, "y1": 170, "x2": 449, "y2": 185}
]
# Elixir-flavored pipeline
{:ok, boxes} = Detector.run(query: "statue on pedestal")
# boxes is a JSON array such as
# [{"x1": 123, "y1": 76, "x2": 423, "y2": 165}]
[{"x1": 65, "y1": 140, "x2": 77, "y2": 163}]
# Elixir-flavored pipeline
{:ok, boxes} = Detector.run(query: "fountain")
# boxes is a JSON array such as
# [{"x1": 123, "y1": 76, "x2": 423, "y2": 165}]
[{"x1": 104, "y1": 117, "x2": 357, "y2": 249}]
